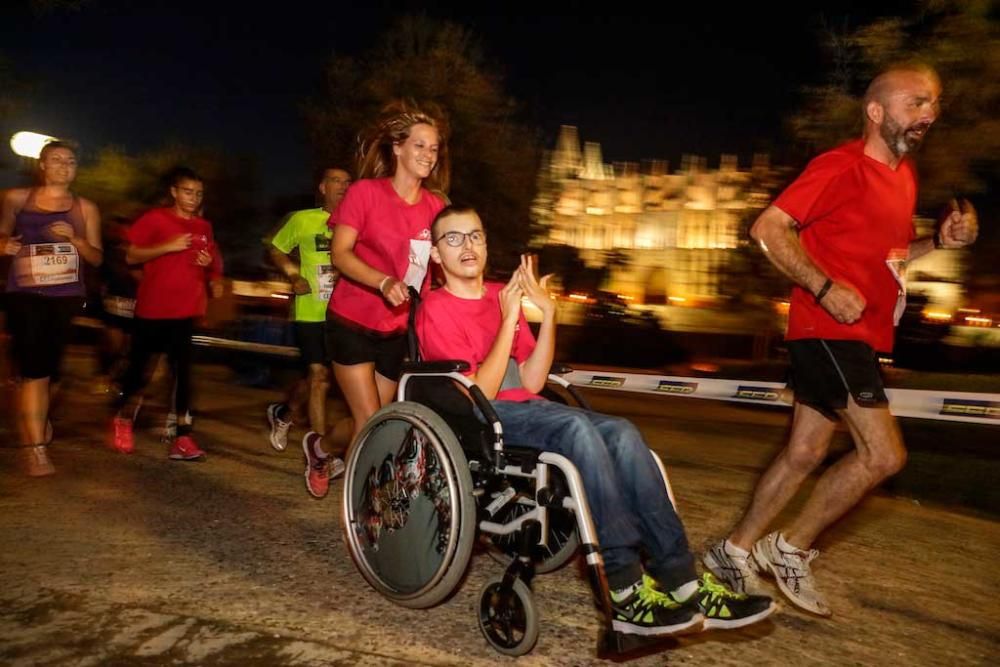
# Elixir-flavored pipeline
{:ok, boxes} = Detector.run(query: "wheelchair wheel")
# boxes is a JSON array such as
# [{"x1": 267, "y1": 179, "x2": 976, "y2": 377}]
[
  {"x1": 485, "y1": 468, "x2": 580, "y2": 574},
  {"x1": 343, "y1": 401, "x2": 476, "y2": 609},
  {"x1": 477, "y1": 576, "x2": 539, "y2": 656}
]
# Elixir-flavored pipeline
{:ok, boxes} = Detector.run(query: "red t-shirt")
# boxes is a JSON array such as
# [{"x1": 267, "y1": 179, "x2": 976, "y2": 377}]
[
  {"x1": 416, "y1": 283, "x2": 542, "y2": 402},
  {"x1": 774, "y1": 140, "x2": 917, "y2": 352},
  {"x1": 128, "y1": 208, "x2": 222, "y2": 319},
  {"x1": 328, "y1": 178, "x2": 445, "y2": 334}
]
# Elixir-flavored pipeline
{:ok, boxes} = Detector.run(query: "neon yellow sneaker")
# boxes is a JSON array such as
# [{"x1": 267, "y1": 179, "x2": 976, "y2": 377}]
[
  {"x1": 678, "y1": 573, "x2": 777, "y2": 630},
  {"x1": 610, "y1": 574, "x2": 703, "y2": 636}
]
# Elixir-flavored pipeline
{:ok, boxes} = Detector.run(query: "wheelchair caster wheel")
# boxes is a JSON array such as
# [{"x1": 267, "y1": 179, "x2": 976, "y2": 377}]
[{"x1": 477, "y1": 576, "x2": 539, "y2": 656}]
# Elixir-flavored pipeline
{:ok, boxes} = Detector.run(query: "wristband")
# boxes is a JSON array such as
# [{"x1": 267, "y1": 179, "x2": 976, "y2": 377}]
[
  {"x1": 378, "y1": 275, "x2": 392, "y2": 293},
  {"x1": 815, "y1": 278, "x2": 833, "y2": 304}
]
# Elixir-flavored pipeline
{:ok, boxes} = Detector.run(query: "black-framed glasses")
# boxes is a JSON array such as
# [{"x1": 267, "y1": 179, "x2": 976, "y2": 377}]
[{"x1": 434, "y1": 230, "x2": 486, "y2": 247}]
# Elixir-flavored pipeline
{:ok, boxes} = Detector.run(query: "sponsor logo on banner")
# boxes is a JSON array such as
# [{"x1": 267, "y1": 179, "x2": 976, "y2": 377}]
[
  {"x1": 656, "y1": 380, "x2": 698, "y2": 395},
  {"x1": 588, "y1": 375, "x2": 626, "y2": 388},
  {"x1": 940, "y1": 399, "x2": 1000, "y2": 419},
  {"x1": 734, "y1": 385, "x2": 780, "y2": 401}
]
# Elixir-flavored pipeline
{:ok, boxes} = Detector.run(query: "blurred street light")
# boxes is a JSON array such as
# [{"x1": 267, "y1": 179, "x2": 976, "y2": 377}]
[{"x1": 10, "y1": 131, "x2": 57, "y2": 159}]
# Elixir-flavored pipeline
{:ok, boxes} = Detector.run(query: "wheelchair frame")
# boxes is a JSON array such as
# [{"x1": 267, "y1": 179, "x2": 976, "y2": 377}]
[
  {"x1": 343, "y1": 359, "x2": 677, "y2": 656},
  {"x1": 342, "y1": 286, "x2": 676, "y2": 655}
]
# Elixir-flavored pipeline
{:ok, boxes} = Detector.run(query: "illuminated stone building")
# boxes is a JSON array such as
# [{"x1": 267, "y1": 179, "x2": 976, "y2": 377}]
[
  {"x1": 533, "y1": 125, "x2": 967, "y2": 312},
  {"x1": 533, "y1": 126, "x2": 782, "y2": 303}
]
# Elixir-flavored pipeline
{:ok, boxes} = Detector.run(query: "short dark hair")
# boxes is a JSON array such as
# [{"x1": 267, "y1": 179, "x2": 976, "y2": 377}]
[
  {"x1": 315, "y1": 165, "x2": 351, "y2": 185},
  {"x1": 431, "y1": 204, "x2": 479, "y2": 241},
  {"x1": 167, "y1": 166, "x2": 203, "y2": 188}
]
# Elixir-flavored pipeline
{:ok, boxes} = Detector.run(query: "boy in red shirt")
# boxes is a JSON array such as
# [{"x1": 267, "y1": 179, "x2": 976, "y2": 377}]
[
  {"x1": 110, "y1": 167, "x2": 223, "y2": 460},
  {"x1": 417, "y1": 206, "x2": 775, "y2": 638}
]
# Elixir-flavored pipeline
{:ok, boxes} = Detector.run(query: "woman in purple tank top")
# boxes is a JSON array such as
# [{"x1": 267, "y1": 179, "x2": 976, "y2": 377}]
[{"x1": 1, "y1": 141, "x2": 103, "y2": 476}]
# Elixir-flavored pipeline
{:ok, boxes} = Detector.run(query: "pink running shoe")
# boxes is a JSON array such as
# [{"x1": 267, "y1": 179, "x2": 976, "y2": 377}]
[{"x1": 302, "y1": 431, "x2": 344, "y2": 498}]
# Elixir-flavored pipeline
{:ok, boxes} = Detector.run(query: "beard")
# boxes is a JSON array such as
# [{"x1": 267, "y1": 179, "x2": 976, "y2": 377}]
[{"x1": 880, "y1": 114, "x2": 931, "y2": 158}]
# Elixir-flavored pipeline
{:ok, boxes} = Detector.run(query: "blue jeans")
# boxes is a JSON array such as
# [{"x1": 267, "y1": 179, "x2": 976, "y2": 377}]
[{"x1": 490, "y1": 400, "x2": 697, "y2": 590}]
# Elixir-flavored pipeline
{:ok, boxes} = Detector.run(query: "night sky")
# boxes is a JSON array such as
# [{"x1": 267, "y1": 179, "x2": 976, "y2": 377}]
[{"x1": 1, "y1": 1, "x2": 914, "y2": 200}]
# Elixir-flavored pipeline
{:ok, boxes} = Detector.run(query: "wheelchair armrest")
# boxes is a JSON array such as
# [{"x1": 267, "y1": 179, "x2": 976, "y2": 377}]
[
  {"x1": 545, "y1": 368, "x2": 593, "y2": 412},
  {"x1": 467, "y1": 384, "x2": 500, "y2": 426},
  {"x1": 401, "y1": 359, "x2": 471, "y2": 374}
]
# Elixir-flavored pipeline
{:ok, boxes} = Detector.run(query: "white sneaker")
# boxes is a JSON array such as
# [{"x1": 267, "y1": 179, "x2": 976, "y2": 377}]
[
  {"x1": 752, "y1": 532, "x2": 831, "y2": 616},
  {"x1": 328, "y1": 456, "x2": 346, "y2": 479},
  {"x1": 703, "y1": 539, "x2": 767, "y2": 595},
  {"x1": 266, "y1": 403, "x2": 292, "y2": 451}
]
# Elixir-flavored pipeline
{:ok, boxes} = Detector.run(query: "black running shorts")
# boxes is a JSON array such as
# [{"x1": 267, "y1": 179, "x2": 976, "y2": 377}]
[
  {"x1": 294, "y1": 321, "x2": 331, "y2": 367},
  {"x1": 787, "y1": 339, "x2": 888, "y2": 419},
  {"x1": 326, "y1": 315, "x2": 406, "y2": 381},
  {"x1": 4, "y1": 293, "x2": 82, "y2": 380}
]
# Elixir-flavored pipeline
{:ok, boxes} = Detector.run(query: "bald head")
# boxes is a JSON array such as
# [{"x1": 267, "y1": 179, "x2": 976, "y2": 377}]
[
  {"x1": 863, "y1": 64, "x2": 942, "y2": 159},
  {"x1": 864, "y1": 64, "x2": 940, "y2": 107}
]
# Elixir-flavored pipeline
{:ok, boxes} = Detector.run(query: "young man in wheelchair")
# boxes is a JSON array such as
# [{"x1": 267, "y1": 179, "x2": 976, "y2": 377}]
[{"x1": 415, "y1": 205, "x2": 777, "y2": 637}]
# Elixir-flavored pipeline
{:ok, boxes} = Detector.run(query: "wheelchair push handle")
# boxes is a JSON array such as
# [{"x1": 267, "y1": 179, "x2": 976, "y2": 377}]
[{"x1": 407, "y1": 286, "x2": 422, "y2": 362}]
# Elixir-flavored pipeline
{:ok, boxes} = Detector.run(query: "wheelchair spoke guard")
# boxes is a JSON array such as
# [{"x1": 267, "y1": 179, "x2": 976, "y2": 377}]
[{"x1": 343, "y1": 402, "x2": 476, "y2": 608}]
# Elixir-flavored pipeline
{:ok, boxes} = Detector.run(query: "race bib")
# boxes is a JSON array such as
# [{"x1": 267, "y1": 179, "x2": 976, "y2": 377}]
[
  {"x1": 885, "y1": 248, "x2": 909, "y2": 326},
  {"x1": 13, "y1": 243, "x2": 80, "y2": 287},
  {"x1": 402, "y1": 239, "x2": 431, "y2": 290},
  {"x1": 316, "y1": 264, "x2": 337, "y2": 301}
]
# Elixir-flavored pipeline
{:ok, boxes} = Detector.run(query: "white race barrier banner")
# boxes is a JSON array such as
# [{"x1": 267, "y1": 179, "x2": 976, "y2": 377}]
[
  {"x1": 563, "y1": 371, "x2": 999, "y2": 427},
  {"x1": 175, "y1": 332, "x2": 998, "y2": 427}
]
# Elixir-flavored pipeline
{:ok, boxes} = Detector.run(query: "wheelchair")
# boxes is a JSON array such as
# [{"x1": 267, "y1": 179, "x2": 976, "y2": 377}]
[{"x1": 341, "y1": 293, "x2": 678, "y2": 656}]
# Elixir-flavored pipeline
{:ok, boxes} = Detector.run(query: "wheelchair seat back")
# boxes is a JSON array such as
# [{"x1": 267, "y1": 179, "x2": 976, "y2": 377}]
[{"x1": 403, "y1": 375, "x2": 492, "y2": 464}]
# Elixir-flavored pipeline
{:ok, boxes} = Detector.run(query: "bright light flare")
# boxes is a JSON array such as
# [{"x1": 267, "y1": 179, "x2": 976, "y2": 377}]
[{"x1": 10, "y1": 131, "x2": 58, "y2": 159}]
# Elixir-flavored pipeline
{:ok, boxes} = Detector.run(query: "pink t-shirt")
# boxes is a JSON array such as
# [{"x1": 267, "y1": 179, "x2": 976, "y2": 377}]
[
  {"x1": 416, "y1": 283, "x2": 542, "y2": 402},
  {"x1": 128, "y1": 208, "x2": 222, "y2": 319},
  {"x1": 328, "y1": 178, "x2": 445, "y2": 334},
  {"x1": 774, "y1": 140, "x2": 917, "y2": 352}
]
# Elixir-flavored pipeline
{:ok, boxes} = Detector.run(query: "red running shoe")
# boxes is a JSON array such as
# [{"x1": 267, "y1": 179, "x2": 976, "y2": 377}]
[
  {"x1": 111, "y1": 417, "x2": 135, "y2": 454},
  {"x1": 169, "y1": 435, "x2": 205, "y2": 461}
]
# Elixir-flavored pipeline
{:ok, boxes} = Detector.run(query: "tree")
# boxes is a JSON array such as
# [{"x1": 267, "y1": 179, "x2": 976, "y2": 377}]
[
  {"x1": 536, "y1": 244, "x2": 606, "y2": 295},
  {"x1": 790, "y1": 1, "x2": 999, "y2": 208},
  {"x1": 304, "y1": 16, "x2": 541, "y2": 271},
  {"x1": 790, "y1": 1, "x2": 999, "y2": 295}
]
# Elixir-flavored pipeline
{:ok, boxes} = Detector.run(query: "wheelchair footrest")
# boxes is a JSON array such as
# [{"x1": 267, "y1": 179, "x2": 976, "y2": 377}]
[{"x1": 598, "y1": 628, "x2": 678, "y2": 657}]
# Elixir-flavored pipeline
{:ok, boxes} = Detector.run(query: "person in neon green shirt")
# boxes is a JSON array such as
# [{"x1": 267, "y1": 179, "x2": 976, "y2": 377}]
[{"x1": 266, "y1": 168, "x2": 351, "y2": 483}]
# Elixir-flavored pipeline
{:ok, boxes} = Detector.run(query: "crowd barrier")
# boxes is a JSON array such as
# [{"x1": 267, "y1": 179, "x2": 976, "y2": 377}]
[{"x1": 184, "y1": 333, "x2": 999, "y2": 427}]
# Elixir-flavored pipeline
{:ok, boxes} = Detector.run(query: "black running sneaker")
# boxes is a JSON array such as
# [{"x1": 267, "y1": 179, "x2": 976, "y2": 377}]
[
  {"x1": 610, "y1": 574, "x2": 704, "y2": 636},
  {"x1": 677, "y1": 573, "x2": 777, "y2": 630}
]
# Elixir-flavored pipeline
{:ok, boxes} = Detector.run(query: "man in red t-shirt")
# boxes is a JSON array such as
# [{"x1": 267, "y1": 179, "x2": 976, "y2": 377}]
[
  {"x1": 110, "y1": 167, "x2": 224, "y2": 460},
  {"x1": 704, "y1": 64, "x2": 978, "y2": 617},
  {"x1": 417, "y1": 206, "x2": 775, "y2": 638}
]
